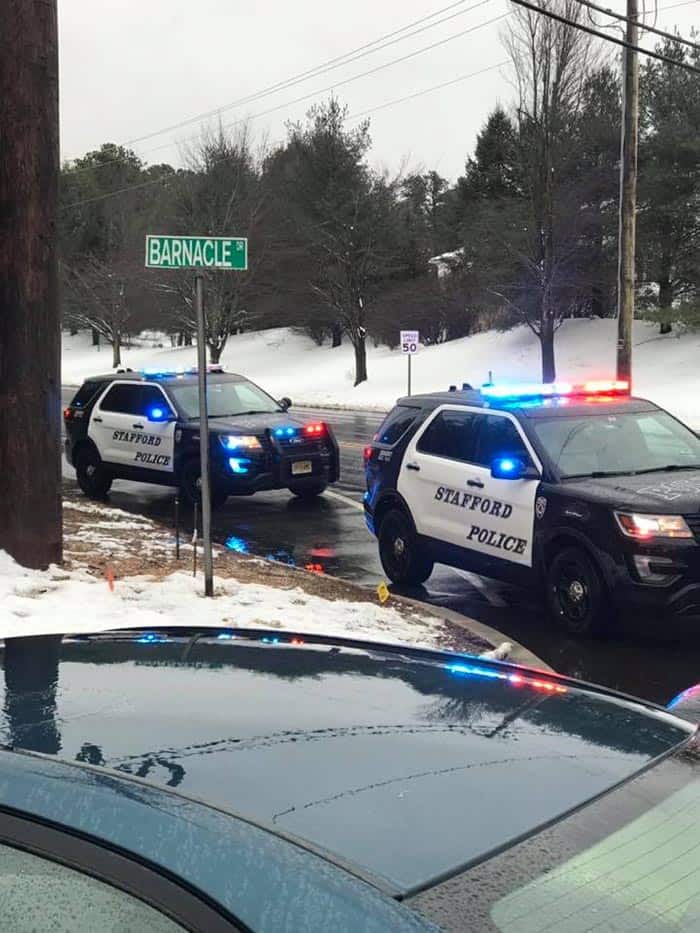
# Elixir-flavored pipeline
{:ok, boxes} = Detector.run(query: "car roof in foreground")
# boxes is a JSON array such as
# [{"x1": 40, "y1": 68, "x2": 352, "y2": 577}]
[
  {"x1": 396, "y1": 390, "x2": 660, "y2": 419},
  {"x1": 1, "y1": 629, "x2": 692, "y2": 898}
]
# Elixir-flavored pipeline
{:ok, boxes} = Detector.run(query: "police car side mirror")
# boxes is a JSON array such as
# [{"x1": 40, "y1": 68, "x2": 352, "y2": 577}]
[
  {"x1": 491, "y1": 457, "x2": 540, "y2": 481},
  {"x1": 279, "y1": 397, "x2": 292, "y2": 411},
  {"x1": 146, "y1": 406, "x2": 176, "y2": 423}
]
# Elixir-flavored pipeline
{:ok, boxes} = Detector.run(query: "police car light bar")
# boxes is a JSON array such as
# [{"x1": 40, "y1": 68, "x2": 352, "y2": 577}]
[{"x1": 480, "y1": 380, "x2": 629, "y2": 400}]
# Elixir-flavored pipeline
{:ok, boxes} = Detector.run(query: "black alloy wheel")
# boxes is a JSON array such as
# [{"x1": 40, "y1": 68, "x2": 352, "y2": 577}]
[
  {"x1": 75, "y1": 446, "x2": 112, "y2": 499},
  {"x1": 180, "y1": 460, "x2": 228, "y2": 509},
  {"x1": 378, "y1": 509, "x2": 434, "y2": 585},
  {"x1": 546, "y1": 545, "x2": 609, "y2": 636}
]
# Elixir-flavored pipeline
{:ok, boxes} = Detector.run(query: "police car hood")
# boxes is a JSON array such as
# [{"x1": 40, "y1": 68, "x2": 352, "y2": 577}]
[
  {"x1": 206, "y1": 412, "x2": 308, "y2": 434},
  {"x1": 1, "y1": 631, "x2": 692, "y2": 895},
  {"x1": 563, "y1": 469, "x2": 700, "y2": 513}
]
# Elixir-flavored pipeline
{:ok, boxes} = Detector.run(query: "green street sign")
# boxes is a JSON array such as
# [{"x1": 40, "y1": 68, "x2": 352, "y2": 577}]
[{"x1": 145, "y1": 235, "x2": 247, "y2": 270}]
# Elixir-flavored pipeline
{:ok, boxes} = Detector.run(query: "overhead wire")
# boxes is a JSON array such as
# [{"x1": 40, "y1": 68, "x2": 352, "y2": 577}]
[
  {"x1": 64, "y1": 0, "x2": 495, "y2": 172},
  {"x1": 573, "y1": 0, "x2": 700, "y2": 51},
  {"x1": 509, "y1": 0, "x2": 700, "y2": 72},
  {"x1": 62, "y1": 9, "x2": 511, "y2": 210}
]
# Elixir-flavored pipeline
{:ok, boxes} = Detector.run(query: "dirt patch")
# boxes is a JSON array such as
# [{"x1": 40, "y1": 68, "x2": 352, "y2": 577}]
[{"x1": 61, "y1": 498, "x2": 494, "y2": 655}]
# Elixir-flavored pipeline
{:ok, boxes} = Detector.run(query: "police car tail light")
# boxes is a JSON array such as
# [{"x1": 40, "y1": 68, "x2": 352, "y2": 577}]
[
  {"x1": 220, "y1": 435, "x2": 262, "y2": 451},
  {"x1": 614, "y1": 511, "x2": 693, "y2": 540},
  {"x1": 303, "y1": 423, "x2": 325, "y2": 436},
  {"x1": 364, "y1": 445, "x2": 375, "y2": 463},
  {"x1": 63, "y1": 407, "x2": 73, "y2": 421}
]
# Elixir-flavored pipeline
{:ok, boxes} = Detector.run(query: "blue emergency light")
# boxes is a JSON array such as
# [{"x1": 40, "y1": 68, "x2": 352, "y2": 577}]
[{"x1": 480, "y1": 379, "x2": 629, "y2": 400}]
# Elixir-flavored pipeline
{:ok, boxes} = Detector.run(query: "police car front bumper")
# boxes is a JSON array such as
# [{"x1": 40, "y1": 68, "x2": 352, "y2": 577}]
[
  {"x1": 212, "y1": 439, "x2": 340, "y2": 494},
  {"x1": 608, "y1": 542, "x2": 700, "y2": 618}
]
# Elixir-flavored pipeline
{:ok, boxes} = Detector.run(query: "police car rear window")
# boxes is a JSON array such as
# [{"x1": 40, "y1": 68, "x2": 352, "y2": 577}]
[
  {"x1": 70, "y1": 381, "x2": 102, "y2": 408},
  {"x1": 375, "y1": 405, "x2": 420, "y2": 445}
]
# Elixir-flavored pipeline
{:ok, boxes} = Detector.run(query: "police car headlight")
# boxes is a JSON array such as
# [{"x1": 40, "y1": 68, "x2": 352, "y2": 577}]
[
  {"x1": 219, "y1": 435, "x2": 262, "y2": 451},
  {"x1": 614, "y1": 511, "x2": 693, "y2": 540}
]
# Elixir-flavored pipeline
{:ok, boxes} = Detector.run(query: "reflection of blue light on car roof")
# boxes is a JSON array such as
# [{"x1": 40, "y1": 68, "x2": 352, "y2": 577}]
[
  {"x1": 136, "y1": 632, "x2": 169, "y2": 644},
  {"x1": 225, "y1": 536, "x2": 249, "y2": 554},
  {"x1": 448, "y1": 661, "x2": 567, "y2": 694}
]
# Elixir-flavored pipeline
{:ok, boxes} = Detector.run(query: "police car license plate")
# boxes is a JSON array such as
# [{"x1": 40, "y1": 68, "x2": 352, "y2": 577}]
[{"x1": 292, "y1": 460, "x2": 313, "y2": 476}]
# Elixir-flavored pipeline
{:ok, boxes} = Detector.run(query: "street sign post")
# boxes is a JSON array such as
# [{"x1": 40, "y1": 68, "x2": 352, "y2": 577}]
[
  {"x1": 400, "y1": 330, "x2": 419, "y2": 396},
  {"x1": 145, "y1": 233, "x2": 248, "y2": 597}
]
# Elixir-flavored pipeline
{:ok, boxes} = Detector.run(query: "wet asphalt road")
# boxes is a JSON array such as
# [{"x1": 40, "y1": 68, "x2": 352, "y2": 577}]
[{"x1": 61, "y1": 390, "x2": 700, "y2": 706}]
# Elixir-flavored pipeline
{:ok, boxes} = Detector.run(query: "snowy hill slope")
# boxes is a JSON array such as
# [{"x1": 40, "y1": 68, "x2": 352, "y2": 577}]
[{"x1": 62, "y1": 319, "x2": 700, "y2": 427}]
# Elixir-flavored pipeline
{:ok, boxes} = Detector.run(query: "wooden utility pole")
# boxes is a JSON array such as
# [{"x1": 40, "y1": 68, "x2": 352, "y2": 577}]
[
  {"x1": 0, "y1": 0, "x2": 62, "y2": 568},
  {"x1": 616, "y1": 0, "x2": 639, "y2": 386}
]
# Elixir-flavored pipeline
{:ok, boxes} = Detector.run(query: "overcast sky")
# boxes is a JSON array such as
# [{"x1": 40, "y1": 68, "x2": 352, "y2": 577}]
[{"x1": 59, "y1": 0, "x2": 698, "y2": 181}]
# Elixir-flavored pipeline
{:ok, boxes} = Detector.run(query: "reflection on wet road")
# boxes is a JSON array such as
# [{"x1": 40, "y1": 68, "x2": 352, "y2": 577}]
[{"x1": 60, "y1": 392, "x2": 700, "y2": 705}]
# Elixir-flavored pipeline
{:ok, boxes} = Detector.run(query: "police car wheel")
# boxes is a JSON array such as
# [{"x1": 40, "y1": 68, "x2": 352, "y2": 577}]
[
  {"x1": 378, "y1": 510, "x2": 433, "y2": 585},
  {"x1": 75, "y1": 447, "x2": 112, "y2": 499},
  {"x1": 180, "y1": 460, "x2": 228, "y2": 510},
  {"x1": 288, "y1": 482, "x2": 327, "y2": 499},
  {"x1": 546, "y1": 546, "x2": 609, "y2": 636}
]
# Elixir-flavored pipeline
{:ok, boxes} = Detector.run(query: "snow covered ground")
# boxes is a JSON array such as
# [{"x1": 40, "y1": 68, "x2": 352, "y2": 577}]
[
  {"x1": 0, "y1": 548, "x2": 450, "y2": 647},
  {"x1": 62, "y1": 318, "x2": 700, "y2": 426}
]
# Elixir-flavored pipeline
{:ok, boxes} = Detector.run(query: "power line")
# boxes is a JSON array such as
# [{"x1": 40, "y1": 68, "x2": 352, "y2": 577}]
[
  {"x1": 63, "y1": 10, "x2": 510, "y2": 209},
  {"x1": 574, "y1": 0, "x2": 700, "y2": 50},
  {"x1": 350, "y1": 60, "x2": 511, "y2": 119},
  {"x1": 64, "y1": 0, "x2": 494, "y2": 171},
  {"x1": 508, "y1": 0, "x2": 700, "y2": 73},
  {"x1": 656, "y1": 0, "x2": 699, "y2": 11}
]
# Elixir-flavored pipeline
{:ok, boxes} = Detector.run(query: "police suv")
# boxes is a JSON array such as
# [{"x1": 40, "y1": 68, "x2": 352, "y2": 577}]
[
  {"x1": 64, "y1": 367, "x2": 339, "y2": 507},
  {"x1": 364, "y1": 380, "x2": 700, "y2": 635}
]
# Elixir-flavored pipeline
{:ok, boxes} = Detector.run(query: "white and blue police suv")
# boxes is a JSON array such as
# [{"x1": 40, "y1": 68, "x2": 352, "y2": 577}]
[
  {"x1": 64, "y1": 367, "x2": 339, "y2": 508},
  {"x1": 364, "y1": 380, "x2": 700, "y2": 636}
]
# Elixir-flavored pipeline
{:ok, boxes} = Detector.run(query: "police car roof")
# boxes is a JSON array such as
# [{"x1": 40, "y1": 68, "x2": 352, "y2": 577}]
[
  {"x1": 397, "y1": 389, "x2": 660, "y2": 419},
  {"x1": 84, "y1": 371, "x2": 247, "y2": 386}
]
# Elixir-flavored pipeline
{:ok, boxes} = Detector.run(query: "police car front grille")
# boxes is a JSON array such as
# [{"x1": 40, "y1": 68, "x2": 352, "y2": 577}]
[
  {"x1": 685, "y1": 514, "x2": 700, "y2": 540},
  {"x1": 277, "y1": 438, "x2": 327, "y2": 456}
]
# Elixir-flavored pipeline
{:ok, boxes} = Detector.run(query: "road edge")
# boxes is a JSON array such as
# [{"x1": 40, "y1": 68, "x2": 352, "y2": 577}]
[{"x1": 394, "y1": 593, "x2": 553, "y2": 671}]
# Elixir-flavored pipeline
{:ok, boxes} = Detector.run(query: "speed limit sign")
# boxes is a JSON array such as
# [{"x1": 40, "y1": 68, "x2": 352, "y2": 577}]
[{"x1": 400, "y1": 330, "x2": 419, "y2": 354}]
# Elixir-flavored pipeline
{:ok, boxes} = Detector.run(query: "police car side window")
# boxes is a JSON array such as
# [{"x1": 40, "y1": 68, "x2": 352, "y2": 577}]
[
  {"x1": 140, "y1": 385, "x2": 173, "y2": 416},
  {"x1": 475, "y1": 415, "x2": 531, "y2": 468},
  {"x1": 376, "y1": 406, "x2": 420, "y2": 445},
  {"x1": 417, "y1": 410, "x2": 479, "y2": 462},
  {"x1": 99, "y1": 384, "x2": 142, "y2": 415}
]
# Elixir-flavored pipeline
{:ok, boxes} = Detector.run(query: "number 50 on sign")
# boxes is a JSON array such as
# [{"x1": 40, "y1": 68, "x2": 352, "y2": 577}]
[{"x1": 401, "y1": 330, "x2": 419, "y2": 354}]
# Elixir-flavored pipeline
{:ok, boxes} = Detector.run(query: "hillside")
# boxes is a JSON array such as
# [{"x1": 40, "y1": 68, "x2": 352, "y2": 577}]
[{"x1": 62, "y1": 319, "x2": 700, "y2": 427}]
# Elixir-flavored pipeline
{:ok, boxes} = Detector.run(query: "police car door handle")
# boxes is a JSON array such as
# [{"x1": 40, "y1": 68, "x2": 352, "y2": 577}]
[
  {"x1": 406, "y1": 462, "x2": 420, "y2": 471},
  {"x1": 93, "y1": 416, "x2": 102, "y2": 423},
  {"x1": 132, "y1": 422, "x2": 144, "y2": 430},
  {"x1": 467, "y1": 478, "x2": 484, "y2": 488}
]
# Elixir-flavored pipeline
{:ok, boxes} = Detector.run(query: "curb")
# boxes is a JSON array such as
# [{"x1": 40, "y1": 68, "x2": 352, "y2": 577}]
[{"x1": 395, "y1": 594, "x2": 553, "y2": 672}]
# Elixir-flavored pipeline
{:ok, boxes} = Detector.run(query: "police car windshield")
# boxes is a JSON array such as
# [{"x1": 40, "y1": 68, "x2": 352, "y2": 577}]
[
  {"x1": 531, "y1": 410, "x2": 700, "y2": 479},
  {"x1": 168, "y1": 379, "x2": 282, "y2": 419}
]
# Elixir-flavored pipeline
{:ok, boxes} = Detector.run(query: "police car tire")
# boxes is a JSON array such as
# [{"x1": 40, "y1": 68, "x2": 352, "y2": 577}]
[
  {"x1": 288, "y1": 482, "x2": 327, "y2": 499},
  {"x1": 378, "y1": 509, "x2": 433, "y2": 585},
  {"x1": 75, "y1": 447, "x2": 112, "y2": 499},
  {"x1": 180, "y1": 460, "x2": 228, "y2": 510},
  {"x1": 546, "y1": 546, "x2": 609, "y2": 636}
]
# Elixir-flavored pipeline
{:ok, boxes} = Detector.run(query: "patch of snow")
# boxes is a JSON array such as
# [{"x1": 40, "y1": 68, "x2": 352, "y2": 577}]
[
  {"x1": 62, "y1": 318, "x2": 700, "y2": 427},
  {"x1": 0, "y1": 549, "x2": 446, "y2": 648}
]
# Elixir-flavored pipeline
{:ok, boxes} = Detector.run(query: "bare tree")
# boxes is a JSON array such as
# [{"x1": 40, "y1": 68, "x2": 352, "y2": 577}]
[
  {"x1": 502, "y1": 0, "x2": 598, "y2": 380},
  {"x1": 62, "y1": 253, "x2": 138, "y2": 367},
  {"x1": 166, "y1": 125, "x2": 267, "y2": 363}
]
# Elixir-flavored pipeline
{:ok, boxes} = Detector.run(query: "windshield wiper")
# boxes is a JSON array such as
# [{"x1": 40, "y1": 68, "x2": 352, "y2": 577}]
[
  {"x1": 564, "y1": 470, "x2": 637, "y2": 479},
  {"x1": 628, "y1": 464, "x2": 700, "y2": 475}
]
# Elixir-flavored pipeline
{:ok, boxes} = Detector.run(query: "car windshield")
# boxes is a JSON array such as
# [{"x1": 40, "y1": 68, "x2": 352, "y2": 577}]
[
  {"x1": 410, "y1": 740, "x2": 700, "y2": 932},
  {"x1": 531, "y1": 410, "x2": 700, "y2": 479},
  {"x1": 168, "y1": 379, "x2": 282, "y2": 419}
]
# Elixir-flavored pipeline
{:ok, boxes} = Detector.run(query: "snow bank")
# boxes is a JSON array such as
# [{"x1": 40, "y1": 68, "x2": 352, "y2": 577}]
[
  {"x1": 0, "y1": 549, "x2": 446, "y2": 648},
  {"x1": 62, "y1": 319, "x2": 700, "y2": 427}
]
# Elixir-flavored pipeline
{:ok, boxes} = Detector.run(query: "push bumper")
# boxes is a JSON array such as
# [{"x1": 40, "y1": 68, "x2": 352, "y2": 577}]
[
  {"x1": 212, "y1": 437, "x2": 340, "y2": 495},
  {"x1": 606, "y1": 543, "x2": 700, "y2": 618}
]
